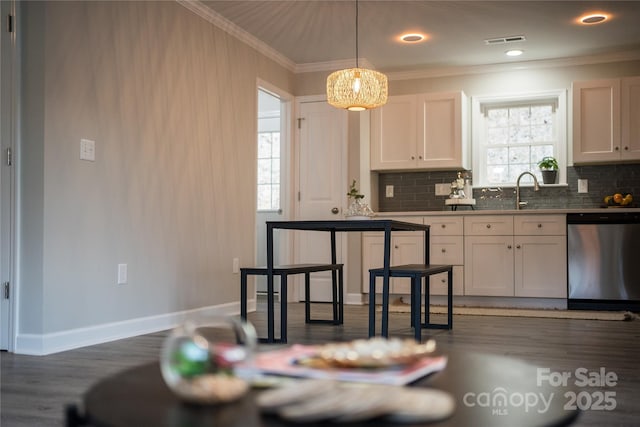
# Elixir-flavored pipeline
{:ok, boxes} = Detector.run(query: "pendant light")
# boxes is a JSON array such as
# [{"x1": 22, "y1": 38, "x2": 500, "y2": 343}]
[{"x1": 327, "y1": 0, "x2": 388, "y2": 111}]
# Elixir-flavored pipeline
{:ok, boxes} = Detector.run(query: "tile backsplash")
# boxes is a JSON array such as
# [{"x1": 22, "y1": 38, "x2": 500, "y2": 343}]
[{"x1": 376, "y1": 164, "x2": 640, "y2": 212}]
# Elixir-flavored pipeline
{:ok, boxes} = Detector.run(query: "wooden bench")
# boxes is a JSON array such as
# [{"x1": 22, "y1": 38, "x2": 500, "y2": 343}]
[
  {"x1": 369, "y1": 264, "x2": 453, "y2": 341},
  {"x1": 240, "y1": 263, "x2": 344, "y2": 343}
]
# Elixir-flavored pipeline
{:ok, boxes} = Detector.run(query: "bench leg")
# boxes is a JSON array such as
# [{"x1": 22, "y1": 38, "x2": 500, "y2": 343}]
[
  {"x1": 368, "y1": 272, "x2": 376, "y2": 337},
  {"x1": 240, "y1": 270, "x2": 248, "y2": 320},
  {"x1": 331, "y1": 268, "x2": 338, "y2": 324},
  {"x1": 447, "y1": 268, "x2": 453, "y2": 329},
  {"x1": 381, "y1": 275, "x2": 390, "y2": 338},
  {"x1": 280, "y1": 275, "x2": 288, "y2": 343},
  {"x1": 412, "y1": 275, "x2": 422, "y2": 342},
  {"x1": 424, "y1": 280, "x2": 431, "y2": 326},
  {"x1": 337, "y1": 265, "x2": 344, "y2": 325},
  {"x1": 304, "y1": 272, "x2": 311, "y2": 324}
]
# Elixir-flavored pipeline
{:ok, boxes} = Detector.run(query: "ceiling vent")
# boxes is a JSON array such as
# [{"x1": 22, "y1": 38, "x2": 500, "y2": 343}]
[{"x1": 484, "y1": 35, "x2": 526, "y2": 45}]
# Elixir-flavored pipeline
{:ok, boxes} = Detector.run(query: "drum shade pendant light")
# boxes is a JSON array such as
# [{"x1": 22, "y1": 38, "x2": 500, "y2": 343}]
[{"x1": 327, "y1": 0, "x2": 387, "y2": 111}]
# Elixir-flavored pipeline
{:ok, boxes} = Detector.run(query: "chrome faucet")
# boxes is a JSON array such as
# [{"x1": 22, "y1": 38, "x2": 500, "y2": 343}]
[{"x1": 515, "y1": 171, "x2": 540, "y2": 210}]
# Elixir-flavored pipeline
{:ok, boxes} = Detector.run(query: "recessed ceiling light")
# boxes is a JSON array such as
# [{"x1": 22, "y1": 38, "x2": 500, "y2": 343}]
[
  {"x1": 505, "y1": 49, "x2": 524, "y2": 57},
  {"x1": 578, "y1": 13, "x2": 609, "y2": 25},
  {"x1": 400, "y1": 33, "x2": 426, "y2": 43}
]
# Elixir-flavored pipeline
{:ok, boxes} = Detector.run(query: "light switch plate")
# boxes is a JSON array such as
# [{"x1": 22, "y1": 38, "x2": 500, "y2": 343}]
[
  {"x1": 117, "y1": 264, "x2": 127, "y2": 285},
  {"x1": 385, "y1": 185, "x2": 394, "y2": 198},
  {"x1": 80, "y1": 139, "x2": 95, "y2": 161},
  {"x1": 578, "y1": 179, "x2": 588, "y2": 193}
]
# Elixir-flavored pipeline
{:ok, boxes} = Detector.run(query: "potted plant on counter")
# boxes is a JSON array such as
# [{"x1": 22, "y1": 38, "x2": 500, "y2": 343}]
[{"x1": 537, "y1": 156, "x2": 559, "y2": 184}]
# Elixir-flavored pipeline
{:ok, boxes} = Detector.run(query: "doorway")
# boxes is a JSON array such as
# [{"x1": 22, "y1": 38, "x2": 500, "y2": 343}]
[
  {"x1": 254, "y1": 83, "x2": 292, "y2": 297},
  {"x1": 294, "y1": 98, "x2": 347, "y2": 302}
]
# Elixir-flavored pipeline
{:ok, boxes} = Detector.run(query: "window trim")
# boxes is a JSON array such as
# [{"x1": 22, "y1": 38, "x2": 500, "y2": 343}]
[{"x1": 472, "y1": 89, "x2": 567, "y2": 187}]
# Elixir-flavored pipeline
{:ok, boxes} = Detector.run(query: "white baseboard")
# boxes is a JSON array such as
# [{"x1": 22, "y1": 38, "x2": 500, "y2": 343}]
[
  {"x1": 345, "y1": 293, "x2": 366, "y2": 305},
  {"x1": 15, "y1": 300, "x2": 257, "y2": 356}
]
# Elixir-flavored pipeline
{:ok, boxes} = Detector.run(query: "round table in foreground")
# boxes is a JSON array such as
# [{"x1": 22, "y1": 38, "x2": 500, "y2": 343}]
[{"x1": 80, "y1": 352, "x2": 579, "y2": 427}]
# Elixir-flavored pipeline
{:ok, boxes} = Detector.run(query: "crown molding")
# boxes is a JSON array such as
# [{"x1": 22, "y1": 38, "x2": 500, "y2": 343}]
[
  {"x1": 386, "y1": 49, "x2": 640, "y2": 81},
  {"x1": 296, "y1": 57, "x2": 376, "y2": 74},
  {"x1": 177, "y1": 0, "x2": 296, "y2": 72}
]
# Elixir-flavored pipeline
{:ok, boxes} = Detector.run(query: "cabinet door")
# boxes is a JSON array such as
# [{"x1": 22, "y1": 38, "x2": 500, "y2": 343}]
[
  {"x1": 361, "y1": 232, "x2": 424, "y2": 294},
  {"x1": 417, "y1": 92, "x2": 468, "y2": 169},
  {"x1": 370, "y1": 95, "x2": 417, "y2": 170},
  {"x1": 514, "y1": 236, "x2": 567, "y2": 298},
  {"x1": 464, "y1": 236, "x2": 514, "y2": 296},
  {"x1": 621, "y1": 76, "x2": 640, "y2": 161},
  {"x1": 430, "y1": 266, "x2": 464, "y2": 296},
  {"x1": 430, "y1": 236, "x2": 463, "y2": 265},
  {"x1": 390, "y1": 234, "x2": 425, "y2": 294},
  {"x1": 572, "y1": 79, "x2": 621, "y2": 164}
]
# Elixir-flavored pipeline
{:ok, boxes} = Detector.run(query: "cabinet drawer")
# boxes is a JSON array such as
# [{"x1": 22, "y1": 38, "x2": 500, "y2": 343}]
[
  {"x1": 430, "y1": 236, "x2": 463, "y2": 265},
  {"x1": 424, "y1": 216, "x2": 463, "y2": 236},
  {"x1": 514, "y1": 215, "x2": 566, "y2": 236},
  {"x1": 464, "y1": 215, "x2": 514, "y2": 235}
]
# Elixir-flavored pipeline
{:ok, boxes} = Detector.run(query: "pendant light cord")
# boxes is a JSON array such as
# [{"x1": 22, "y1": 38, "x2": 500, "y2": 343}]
[{"x1": 355, "y1": 0, "x2": 359, "y2": 68}]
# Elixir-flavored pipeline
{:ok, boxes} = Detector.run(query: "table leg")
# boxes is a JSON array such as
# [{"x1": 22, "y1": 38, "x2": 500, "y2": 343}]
[
  {"x1": 330, "y1": 230, "x2": 338, "y2": 323},
  {"x1": 266, "y1": 223, "x2": 275, "y2": 343},
  {"x1": 382, "y1": 224, "x2": 391, "y2": 337}
]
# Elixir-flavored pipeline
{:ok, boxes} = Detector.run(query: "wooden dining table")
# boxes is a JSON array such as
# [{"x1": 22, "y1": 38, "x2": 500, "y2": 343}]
[{"x1": 264, "y1": 219, "x2": 430, "y2": 343}]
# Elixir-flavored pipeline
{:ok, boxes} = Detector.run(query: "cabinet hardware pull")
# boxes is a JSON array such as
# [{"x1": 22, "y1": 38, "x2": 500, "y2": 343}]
[
  {"x1": 441, "y1": 279, "x2": 446, "y2": 283},
  {"x1": 615, "y1": 146, "x2": 620, "y2": 151},
  {"x1": 516, "y1": 245, "x2": 521, "y2": 249},
  {"x1": 441, "y1": 248, "x2": 446, "y2": 253},
  {"x1": 486, "y1": 224, "x2": 491, "y2": 229},
  {"x1": 507, "y1": 245, "x2": 512, "y2": 249},
  {"x1": 418, "y1": 156, "x2": 422, "y2": 159},
  {"x1": 411, "y1": 155, "x2": 415, "y2": 160},
  {"x1": 441, "y1": 224, "x2": 446, "y2": 228},
  {"x1": 625, "y1": 146, "x2": 629, "y2": 151},
  {"x1": 538, "y1": 224, "x2": 542, "y2": 228},
  {"x1": 394, "y1": 245, "x2": 399, "y2": 249}
]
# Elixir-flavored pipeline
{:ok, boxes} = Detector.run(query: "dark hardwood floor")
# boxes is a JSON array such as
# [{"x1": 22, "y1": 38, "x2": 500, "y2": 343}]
[{"x1": 1, "y1": 301, "x2": 639, "y2": 426}]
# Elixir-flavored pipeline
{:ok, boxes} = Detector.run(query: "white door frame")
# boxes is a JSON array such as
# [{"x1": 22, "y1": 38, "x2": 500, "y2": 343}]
[
  {"x1": 1, "y1": 0, "x2": 18, "y2": 352},
  {"x1": 254, "y1": 79, "x2": 294, "y2": 299},
  {"x1": 293, "y1": 95, "x2": 348, "y2": 303}
]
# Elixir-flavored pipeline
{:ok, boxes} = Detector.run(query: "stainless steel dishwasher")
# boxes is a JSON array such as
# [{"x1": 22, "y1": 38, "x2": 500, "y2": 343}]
[{"x1": 567, "y1": 212, "x2": 640, "y2": 311}]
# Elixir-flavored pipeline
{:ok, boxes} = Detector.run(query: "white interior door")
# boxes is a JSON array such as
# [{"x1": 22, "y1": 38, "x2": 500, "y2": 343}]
[
  {"x1": 0, "y1": 0, "x2": 16, "y2": 351},
  {"x1": 295, "y1": 99, "x2": 347, "y2": 301}
]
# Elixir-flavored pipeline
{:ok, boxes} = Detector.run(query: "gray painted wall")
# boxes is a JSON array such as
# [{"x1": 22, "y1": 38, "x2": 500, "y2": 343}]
[{"x1": 18, "y1": 1, "x2": 293, "y2": 347}]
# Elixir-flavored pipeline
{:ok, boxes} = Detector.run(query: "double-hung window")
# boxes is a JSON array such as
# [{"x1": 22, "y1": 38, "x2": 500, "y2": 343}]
[
  {"x1": 472, "y1": 90, "x2": 566, "y2": 186},
  {"x1": 257, "y1": 130, "x2": 280, "y2": 211}
]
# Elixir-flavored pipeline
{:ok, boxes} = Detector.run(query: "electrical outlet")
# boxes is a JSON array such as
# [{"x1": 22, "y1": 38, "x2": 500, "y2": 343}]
[
  {"x1": 435, "y1": 183, "x2": 450, "y2": 196},
  {"x1": 385, "y1": 185, "x2": 394, "y2": 198},
  {"x1": 117, "y1": 264, "x2": 127, "y2": 285},
  {"x1": 80, "y1": 139, "x2": 95, "y2": 161},
  {"x1": 578, "y1": 179, "x2": 588, "y2": 193},
  {"x1": 233, "y1": 258, "x2": 239, "y2": 274}
]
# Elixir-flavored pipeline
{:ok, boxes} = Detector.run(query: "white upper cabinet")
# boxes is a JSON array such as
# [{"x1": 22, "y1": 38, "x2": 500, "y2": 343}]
[
  {"x1": 573, "y1": 77, "x2": 640, "y2": 164},
  {"x1": 371, "y1": 92, "x2": 469, "y2": 171},
  {"x1": 621, "y1": 76, "x2": 640, "y2": 161}
]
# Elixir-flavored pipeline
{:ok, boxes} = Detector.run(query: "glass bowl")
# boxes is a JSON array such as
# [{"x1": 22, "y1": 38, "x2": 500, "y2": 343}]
[{"x1": 160, "y1": 315, "x2": 257, "y2": 404}]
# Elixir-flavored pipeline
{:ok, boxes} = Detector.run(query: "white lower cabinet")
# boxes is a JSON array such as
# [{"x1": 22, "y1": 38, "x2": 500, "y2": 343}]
[
  {"x1": 464, "y1": 214, "x2": 567, "y2": 298},
  {"x1": 464, "y1": 235, "x2": 515, "y2": 296},
  {"x1": 363, "y1": 214, "x2": 567, "y2": 299},
  {"x1": 514, "y1": 235, "x2": 567, "y2": 298}
]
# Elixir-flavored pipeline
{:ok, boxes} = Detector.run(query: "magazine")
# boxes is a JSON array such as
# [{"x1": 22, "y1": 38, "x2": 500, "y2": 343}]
[{"x1": 234, "y1": 344, "x2": 447, "y2": 386}]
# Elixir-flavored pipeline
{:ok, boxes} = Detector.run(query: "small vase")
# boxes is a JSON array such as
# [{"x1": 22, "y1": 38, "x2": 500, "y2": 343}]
[{"x1": 345, "y1": 198, "x2": 374, "y2": 218}]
